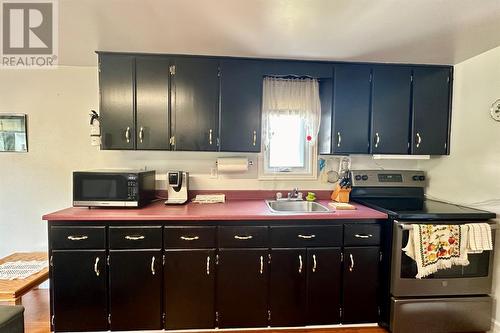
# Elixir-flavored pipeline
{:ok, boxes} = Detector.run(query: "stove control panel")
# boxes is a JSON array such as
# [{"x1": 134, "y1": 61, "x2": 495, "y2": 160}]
[{"x1": 350, "y1": 170, "x2": 426, "y2": 187}]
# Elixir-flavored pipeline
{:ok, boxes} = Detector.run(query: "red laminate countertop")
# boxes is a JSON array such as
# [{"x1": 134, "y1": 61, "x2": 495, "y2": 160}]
[{"x1": 42, "y1": 200, "x2": 388, "y2": 221}]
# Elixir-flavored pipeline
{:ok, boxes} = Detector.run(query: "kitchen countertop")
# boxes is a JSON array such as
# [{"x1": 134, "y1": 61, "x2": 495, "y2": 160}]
[{"x1": 42, "y1": 199, "x2": 388, "y2": 221}]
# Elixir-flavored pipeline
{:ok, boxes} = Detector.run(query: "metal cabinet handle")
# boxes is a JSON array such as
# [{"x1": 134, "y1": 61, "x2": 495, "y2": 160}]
[
  {"x1": 209, "y1": 129, "x2": 213, "y2": 145},
  {"x1": 349, "y1": 253, "x2": 354, "y2": 272},
  {"x1": 252, "y1": 130, "x2": 257, "y2": 146},
  {"x1": 259, "y1": 255, "x2": 264, "y2": 274},
  {"x1": 67, "y1": 235, "x2": 88, "y2": 241},
  {"x1": 416, "y1": 132, "x2": 422, "y2": 148},
  {"x1": 94, "y1": 257, "x2": 100, "y2": 277},
  {"x1": 312, "y1": 254, "x2": 317, "y2": 273},
  {"x1": 151, "y1": 256, "x2": 156, "y2": 275},
  {"x1": 139, "y1": 127, "x2": 144, "y2": 143},
  {"x1": 206, "y1": 256, "x2": 210, "y2": 275},
  {"x1": 298, "y1": 234, "x2": 316, "y2": 239},
  {"x1": 125, "y1": 235, "x2": 145, "y2": 241},
  {"x1": 298, "y1": 254, "x2": 303, "y2": 274},
  {"x1": 234, "y1": 235, "x2": 253, "y2": 240},
  {"x1": 337, "y1": 132, "x2": 341, "y2": 147},
  {"x1": 354, "y1": 234, "x2": 373, "y2": 239},
  {"x1": 180, "y1": 236, "x2": 199, "y2": 241},
  {"x1": 125, "y1": 127, "x2": 131, "y2": 143},
  {"x1": 374, "y1": 132, "x2": 380, "y2": 148}
]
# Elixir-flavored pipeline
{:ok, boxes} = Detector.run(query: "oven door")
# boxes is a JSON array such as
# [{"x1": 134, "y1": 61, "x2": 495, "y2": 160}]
[
  {"x1": 73, "y1": 172, "x2": 134, "y2": 206},
  {"x1": 391, "y1": 220, "x2": 494, "y2": 297}
]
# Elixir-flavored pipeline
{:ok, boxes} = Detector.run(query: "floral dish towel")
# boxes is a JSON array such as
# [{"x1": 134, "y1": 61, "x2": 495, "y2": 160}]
[{"x1": 403, "y1": 224, "x2": 469, "y2": 279}]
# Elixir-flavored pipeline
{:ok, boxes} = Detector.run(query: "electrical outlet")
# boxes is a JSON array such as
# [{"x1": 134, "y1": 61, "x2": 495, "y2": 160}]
[
  {"x1": 491, "y1": 99, "x2": 500, "y2": 122},
  {"x1": 210, "y1": 167, "x2": 218, "y2": 179}
]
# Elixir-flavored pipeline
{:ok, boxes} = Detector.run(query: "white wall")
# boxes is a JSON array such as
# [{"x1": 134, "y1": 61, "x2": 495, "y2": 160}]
[
  {"x1": 418, "y1": 45, "x2": 500, "y2": 331},
  {"x1": 0, "y1": 66, "x2": 419, "y2": 257}
]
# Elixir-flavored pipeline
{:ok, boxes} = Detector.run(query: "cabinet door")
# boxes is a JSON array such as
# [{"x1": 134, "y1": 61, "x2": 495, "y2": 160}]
[
  {"x1": 99, "y1": 54, "x2": 135, "y2": 150},
  {"x1": 171, "y1": 57, "x2": 219, "y2": 151},
  {"x1": 411, "y1": 67, "x2": 451, "y2": 155},
  {"x1": 371, "y1": 66, "x2": 412, "y2": 154},
  {"x1": 269, "y1": 248, "x2": 307, "y2": 327},
  {"x1": 307, "y1": 248, "x2": 342, "y2": 325},
  {"x1": 216, "y1": 249, "x2": 269, "y2": 328},
  {"x1": 220, "y1": 59, "x2": 263, "y2": 152},
  {"x1": 109, "y1": 250, "x2": 162, "y2": 330},
  {"x1": 52, "y1": 250, "x2": 107, "y2": 332},
  {"x1": 165, "y1": 249, "x2": 215, "y2": 329},
  {"x1": 332, "y1": 64, "x2": 372, "y2": 154},
  {"x1": 136, "y1": 56, "x2": 170, "y2": 150},
  {"x1": 318, "y1": 78, "x2": 333, "y2": 154},
  {"x1": 343, "y1": 247, "x2": 380, "y2": 324}
]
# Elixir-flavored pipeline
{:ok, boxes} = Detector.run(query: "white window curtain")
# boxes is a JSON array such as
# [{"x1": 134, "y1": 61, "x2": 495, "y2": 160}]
[{"x1": 262, "y1": 77, "x2": 321, "y2": 146}]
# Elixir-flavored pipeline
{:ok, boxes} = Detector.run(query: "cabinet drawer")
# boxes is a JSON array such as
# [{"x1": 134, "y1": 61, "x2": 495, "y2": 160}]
[
  {"x1": 270, "y1": 226, "x2": 342, "y2": 247},
  {"x1": 218, "y1": 226, "x2": 268, "y2": 248},
  {"x1": 51, "y1": 226, "x2": 105, "y2": 249},
  {"x1": 165, "y1": 226, "x2": 216, "y2": 249},
  {"x1": 344, "y1": 224, "x2": 381, "y2": 246},
  {"x1": 109, "y1": 226, "x2": 162, "y2": 249}
]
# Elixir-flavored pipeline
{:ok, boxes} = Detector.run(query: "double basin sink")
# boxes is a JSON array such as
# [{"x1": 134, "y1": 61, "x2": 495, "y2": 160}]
[{"x1": 265, "y1": 200, "x2": 330, "y2": 213}]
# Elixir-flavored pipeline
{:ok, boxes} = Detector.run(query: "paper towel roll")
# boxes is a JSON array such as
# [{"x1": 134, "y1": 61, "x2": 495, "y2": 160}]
[{"x1": 217, "y1": 158, "x2": 249, "y2": 172}]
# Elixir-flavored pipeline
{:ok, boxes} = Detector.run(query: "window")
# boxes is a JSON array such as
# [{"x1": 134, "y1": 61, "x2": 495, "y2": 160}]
[{"x1": 260, "y1": 77, "x2": 320, "y2": 179}]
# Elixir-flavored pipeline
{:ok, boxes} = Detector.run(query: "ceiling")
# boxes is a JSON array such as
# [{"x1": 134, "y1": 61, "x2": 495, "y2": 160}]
[{"x1": 58, "y1": 0, "x2": 500, "y2": 66}]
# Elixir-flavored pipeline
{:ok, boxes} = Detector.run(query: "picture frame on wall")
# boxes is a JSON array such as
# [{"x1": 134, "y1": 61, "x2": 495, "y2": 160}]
[{"x1": 0, "y1": 114, "x2": 28, "y2": 152}]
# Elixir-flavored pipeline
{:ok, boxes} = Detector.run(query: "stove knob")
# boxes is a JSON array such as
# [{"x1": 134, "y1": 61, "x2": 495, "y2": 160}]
[
  {"x1": 419, "y1": 176, "x2": 426, "y2": 181},
  {"x1": 361, "y1": 175, "x2": 368, "y2": 181},
  {"x1": 355, "y1": 175, "x2": 362, "y2": 181},
  {"x1": 412, "y1": 175, "x2": 419, "y2": 181}
]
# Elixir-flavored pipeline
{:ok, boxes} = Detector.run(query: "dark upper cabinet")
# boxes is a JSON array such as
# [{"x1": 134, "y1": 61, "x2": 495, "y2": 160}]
[
  {"x1": 263, "y1": 60, "x2": 332, "y2": 78},
  {"x1": 306, "y1": 248, "x2": 342, "y2": 325},
  {"x1": 332, "y1": 64, "x2": 372, "y2": 154},
  {"x1": 342, "y1": 246, "x2": 380, "y2": 324},
  {"x1": 170, "y1": 57, "x2": 219, "y2": 151},
  {"x1": 164, "y1": 249, "x2": 216, "y2": 329},
  {"x1": 136, "y1": 56, "x2": 170, "y2": 150},
  {"x1": 109, "y1": 250, "x2": 162, "y2": 330},
  {"x1": 318, "y1": 78, "x2": 333, "y2": 154},
  {"x1": 99, "y1": 54, "x2": 135, "y2": 150},
  {"x1": 220, "y1": 59, "x2": 263, "y2": 152},
  {"x1": 216, "y1": 249, "x2": 269, "y2": 328},
  {"x1": 411, "y1": 67, "x2": 452, "y2": 155},
  {"x1": 269, "y1": 249, "x2": 307, "y2": 327},
  {"x1": 52, "y1": 250, "x2": 108, "y2": 332},
  {"x1": 371, "y1": 66, "x2": 412, "y2": 154}
]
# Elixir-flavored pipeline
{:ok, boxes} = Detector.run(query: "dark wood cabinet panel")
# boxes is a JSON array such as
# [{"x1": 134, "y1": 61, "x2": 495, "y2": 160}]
[
  {"x1": 99, "y1": 54, "x2": 135, "y2": 150},
  {"x1": 343, "y1": 246, "x2": 380, "y2": 324},
  {"x1": 306, "y1": 248, "x2": 342, "y2": 325},
  {"x1": 50, "y1": 226, "x2": 105, "y2": 250},
  {"x1": 108, "y1": 226, "x2": 162, "y2": 249},
  {"x1": 171, "y1": 57, "x2": 219, "y2": 151},
  {"x1": 269, "y1": 249, "x2": 307, "y2": 327},
  {"x1": 371, "y1": 66, "x2": 412, "y2": 154},
  {"x1": 411, "y1": 67, "x2": 452, "y2": 155},
  {"x1": 318, "y1": 78, "x2": 333, "y2": 154},
  {"x1": 263, "y1": 61, "x2": 333, "y2": 78},
  {"x1": 220, "y1": 59, "x2": 263, "y2": 152},
  {"x1": 109, "y1": 250, "x2": 162, "y2": 330},
  {"x1": 332, "y1": 64, "x2": 372, "y2": 154},
  {"x1": 216, "y1": 249, "x2": 269, "y2": 328},
  {"x1": 165, "y1": 249, "x2": 215, "y2": 329},
  {"x1": 136, "y1": 56, "x2": 170, "y2": 150},
  {"x1": 52, "y1": 250, "x2": 107, "y2": 332}
]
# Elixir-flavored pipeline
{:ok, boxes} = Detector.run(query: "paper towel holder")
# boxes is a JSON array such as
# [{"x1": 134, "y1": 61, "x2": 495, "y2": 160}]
[{"x1": 215, "y1": 160, "x2": 254, "y2": 166}]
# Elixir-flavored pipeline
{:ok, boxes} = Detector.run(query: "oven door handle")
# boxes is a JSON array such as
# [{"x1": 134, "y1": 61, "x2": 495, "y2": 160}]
[{"x1": 398, "y1": 223, "x2": 498, "y2": 230}]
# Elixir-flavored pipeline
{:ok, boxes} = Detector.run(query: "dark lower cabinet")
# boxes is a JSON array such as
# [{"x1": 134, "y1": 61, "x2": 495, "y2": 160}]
[
  {"x1": 342, "y1": 246, "x2": 380, "y2": 323},
  {"x1": 52, "y1": 250, "x2": 108, "y2": 332},
  {"x1": 109, "y1": 250, "x2": 162, "y2": 330},
  {"x1": 411, "y1": 67, "x2": 452, "y2": 155},
  {"x1": 216, "y1": 249, "x2": 269, "y2": 328},
  {"x1": 306, "y1": 248, "x2": 342, "y2": 325},
  {"x1": 164, "y1": 249, "x2": 215, "y2": 329},
  {"x1": 269, "y1": 249, "x2": 307, "y2": 327}
]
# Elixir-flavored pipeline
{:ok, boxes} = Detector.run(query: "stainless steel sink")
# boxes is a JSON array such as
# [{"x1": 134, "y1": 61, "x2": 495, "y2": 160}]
[{"x1": 265, "y1": 200, "x2": 330, "y2": 213}]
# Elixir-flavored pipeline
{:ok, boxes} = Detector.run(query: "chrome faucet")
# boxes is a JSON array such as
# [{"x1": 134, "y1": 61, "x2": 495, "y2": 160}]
[{"x1": 287, "y1": 188, "x2": 303, "y2": 201}]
